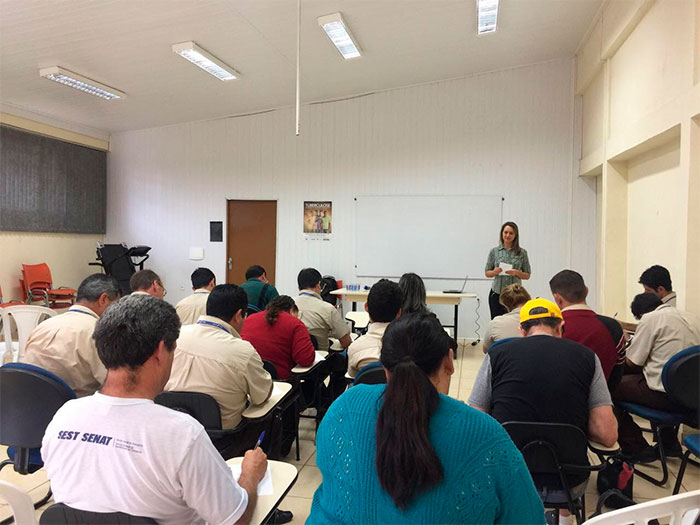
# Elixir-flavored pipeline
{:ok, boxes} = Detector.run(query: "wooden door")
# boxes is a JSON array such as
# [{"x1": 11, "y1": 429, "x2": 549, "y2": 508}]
[{"x1": 226, "y1": 200, "x2": 277, "y2": 285}]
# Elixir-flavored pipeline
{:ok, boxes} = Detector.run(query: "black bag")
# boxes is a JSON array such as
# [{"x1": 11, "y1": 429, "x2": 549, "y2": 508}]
[
  {"x1": 596, "y1": 456, "x2": 636, "y2": 509},
  {"x1": 320, "y1": 276, "x2": 339, "y2": 306}
]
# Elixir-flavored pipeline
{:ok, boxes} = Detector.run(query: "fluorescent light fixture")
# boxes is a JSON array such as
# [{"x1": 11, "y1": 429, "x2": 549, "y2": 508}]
[
  {"x1": 39, "y1": 66, "x2": 125, "y2": 100},
  {"x1": 477, "y1": 0, "x2": 499, "y2": 34},
  {"x1": 172, "y1": 41, "x2": 239, "y2": 81},
  {"x1": 317, "y1": 13, "x2": 361, "y2": 59}
]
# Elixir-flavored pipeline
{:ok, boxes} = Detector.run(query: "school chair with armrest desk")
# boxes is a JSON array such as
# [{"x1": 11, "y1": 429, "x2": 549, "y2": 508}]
[
  {"x1": 352, "y1": 361, "x2": 386, "y2": 386},
  {"x1": 154, "y1": 391, "x2": 260, "y2": 460},
  {"x1": 503, "y1": 422, "x2": 622, "y2": 525},
  {"x1": 0, "y1": 363, "x2": 76, "y2": 512},
  {"x1": 616, "y1": 345, "x2": 699, "y2": 487}
]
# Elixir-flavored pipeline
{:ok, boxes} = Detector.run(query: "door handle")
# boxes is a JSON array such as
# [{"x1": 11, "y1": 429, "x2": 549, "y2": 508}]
[{"x1": 227, "y1": 257, "x2": 232, "y2": 270}]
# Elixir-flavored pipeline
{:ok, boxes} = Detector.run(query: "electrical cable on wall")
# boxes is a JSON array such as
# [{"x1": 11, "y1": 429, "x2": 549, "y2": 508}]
[{"x1": 471, "y1": 297, "x2": 481, "y2": 346}]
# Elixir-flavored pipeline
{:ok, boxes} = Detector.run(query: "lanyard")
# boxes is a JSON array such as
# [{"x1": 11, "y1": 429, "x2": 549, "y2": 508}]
[
  {"x1": 68, "y1": 307, "x2": 95, "y2": 317},
  {"x1": 196, "y1": 319, "x2": 230, "y2": 334},
  {"x1": 193, "y1": 291, "x2": 209, "y2": 295},
  {"x1": 299, "y1": 292, "x2": 318, "y2": 298}
]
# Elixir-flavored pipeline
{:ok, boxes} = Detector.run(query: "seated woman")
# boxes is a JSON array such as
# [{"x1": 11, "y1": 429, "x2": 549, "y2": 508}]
[
  {"x1": 241, "y1": 295, "x2": 315, "y2": 380},
  {"x1": 308, "y1": 314, "x2": 544, "y2": 524},
  {"x1": 398, "y1": 272, "x2": 429, "y2": 315},
  {"x1": 482, "y1": 283, "x2": 531, "y2": 352}
]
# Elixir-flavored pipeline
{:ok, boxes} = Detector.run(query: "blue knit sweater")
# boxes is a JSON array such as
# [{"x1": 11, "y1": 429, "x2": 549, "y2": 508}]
[{"x1": 308, "y1": 385, "x2": 544, "y2": 524}]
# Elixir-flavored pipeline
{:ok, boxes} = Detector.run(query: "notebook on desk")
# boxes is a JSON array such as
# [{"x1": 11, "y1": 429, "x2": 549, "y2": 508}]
[{"x1": 443, "y1": 275, "x2": 468, "y2": 294}]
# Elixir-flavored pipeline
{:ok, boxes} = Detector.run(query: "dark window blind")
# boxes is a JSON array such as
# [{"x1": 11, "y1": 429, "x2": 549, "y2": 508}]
[{"x1": 0, "y1": 125, "x2": 106, "y2": 233}]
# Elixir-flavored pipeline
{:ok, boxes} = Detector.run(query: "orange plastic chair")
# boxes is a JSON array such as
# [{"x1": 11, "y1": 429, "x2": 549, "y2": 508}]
[
  {"x1": 20, "y1": 263, "x2": 76, "y2": 309},
  {"x1": 0, "y1": 286, "x2": 24, "y2": 307}
]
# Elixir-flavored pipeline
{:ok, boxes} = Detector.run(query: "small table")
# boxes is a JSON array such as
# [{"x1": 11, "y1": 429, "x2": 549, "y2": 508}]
[
  {"x1": 331, "y1": 288, "x2": 477, "y2": 340},
  {"x1": 226, "y1": 457, "x2": 299, "y2": 525},
  {"x1": 242, "y1": 382, "x2": 293, "y2": 420}
]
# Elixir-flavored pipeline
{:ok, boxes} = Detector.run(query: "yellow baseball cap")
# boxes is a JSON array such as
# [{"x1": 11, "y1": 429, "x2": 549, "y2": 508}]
[{"x1": 519, "y1": 298, "x2": 563, "y2": 323}]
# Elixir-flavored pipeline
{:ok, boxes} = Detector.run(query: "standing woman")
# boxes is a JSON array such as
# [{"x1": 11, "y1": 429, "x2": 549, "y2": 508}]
[{"x1": 484, "y1": 222, "x2": 531, "y2": 319}]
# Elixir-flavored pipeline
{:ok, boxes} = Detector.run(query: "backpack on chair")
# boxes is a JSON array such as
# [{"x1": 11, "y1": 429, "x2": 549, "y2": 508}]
[{"x1": 320, "y1": 276, "x2": 338, "y2": 306}]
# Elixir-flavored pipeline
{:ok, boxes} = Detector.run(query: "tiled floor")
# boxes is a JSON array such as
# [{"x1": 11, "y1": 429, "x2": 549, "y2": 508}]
[{"x1": 1, "y1": 340, "x2": 698, "y2": 523}]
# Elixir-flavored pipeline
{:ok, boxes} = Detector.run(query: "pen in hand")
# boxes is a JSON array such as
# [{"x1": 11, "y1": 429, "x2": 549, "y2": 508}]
[{"x1": 254, "y1": 430, "x2": 266, "y2": 450}]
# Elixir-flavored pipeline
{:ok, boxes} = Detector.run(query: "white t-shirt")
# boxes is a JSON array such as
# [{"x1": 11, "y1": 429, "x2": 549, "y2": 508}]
[{"x1": 42, "y1": 393, "x2": 248, "y2": 525}]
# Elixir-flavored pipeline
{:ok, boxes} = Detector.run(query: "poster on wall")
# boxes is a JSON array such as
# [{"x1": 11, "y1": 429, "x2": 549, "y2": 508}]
[{"x1": 303, "y1": 201, "x2": 332, "y2": 240}]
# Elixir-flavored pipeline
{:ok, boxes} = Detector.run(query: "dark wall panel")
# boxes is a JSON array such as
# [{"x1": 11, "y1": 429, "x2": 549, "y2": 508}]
[{"x1": 0, "y1": 125, "x2": 106, "y2": 233}]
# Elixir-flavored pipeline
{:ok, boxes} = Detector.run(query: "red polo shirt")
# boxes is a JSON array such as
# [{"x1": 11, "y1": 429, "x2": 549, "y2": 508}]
[
  {"x1": 561, "y1": 306, "x2": 625, "y2": 379},
  {"x1": 241, "y1": 311, "x2": 315, "y2": 380}
]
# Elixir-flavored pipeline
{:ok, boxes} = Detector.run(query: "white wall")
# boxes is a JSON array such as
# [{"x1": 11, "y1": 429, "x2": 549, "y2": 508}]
[
  {"x1": 107, "y1": 58, "x2": 596, "y2": 339},
  {"x1": 577, "y1": 0, "x2": 699, "y2": 317},
  {"x1": 626, "y1": 139, "x2": 684, "y2": 310}
]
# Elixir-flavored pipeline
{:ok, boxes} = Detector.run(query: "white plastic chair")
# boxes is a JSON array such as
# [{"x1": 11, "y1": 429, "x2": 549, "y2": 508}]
[
  {"x1": 0, "y1": 480, "x2": 37, "y2": 525},
  {"x1": 584, "y1": 489, "x2": 700, "y2": 525},
  {"x1": 0, "y1": 305, "x2": 57, "y2": 362}
]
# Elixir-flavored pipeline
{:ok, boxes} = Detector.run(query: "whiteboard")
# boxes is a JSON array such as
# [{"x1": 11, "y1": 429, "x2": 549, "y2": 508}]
[{"x1": 355, "y1": 195, "x2": 503, "y2": 279}]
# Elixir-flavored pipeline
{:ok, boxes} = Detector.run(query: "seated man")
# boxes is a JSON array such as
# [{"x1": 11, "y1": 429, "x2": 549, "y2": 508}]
[
  {"x1": 240, "y1": 265, "x2": 279, "y2": 313},
  {"x1": 639, "y1": 264, "x2": 676, "y2": 306},
  {"x1": 295, "y1": 268, "x2": 351, "y2": 400},
  {"x1": 469, "y1": 298, "x2": 617, "y2": 446},
  {"x1": 612, "y1": 293, "x2": 700, "y2": 459},
  {"x1": 41, "y1": 294, "x2": 267, "y2": 524},
  {"x1": 130, "y1": 269, "x2": 166, "y2": 299},
  {"x1": 23, "y1": 274, "x2": 120, "y2": 397},
  {"x1": 347, "y1": 279, "x2": 402, "y2": 377},
  {"x1": 176, "y1": 267, "x2": 216, "y2": 325},
  {"x1": 468, "y1": 298, "x2": 617, "y2": 525},
  {"x1": 166, "y1": 284, "x2": 273, "y2": 429},
  {"x1": 294, "y1": 268, "x2": 351, "y2": 353},
  {"x1": 549, "y1": 269, "x2": 626, "y2": 388}
]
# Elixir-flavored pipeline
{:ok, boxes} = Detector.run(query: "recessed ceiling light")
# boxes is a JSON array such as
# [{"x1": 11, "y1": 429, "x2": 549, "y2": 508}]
[
  {"x1": 39, "y1": 66, "x2": 125, "y2": 100},
  {"x1": 477, "y1": 0, "x2": 499, "y2": 34},
  {"x1": 172, "y1": 41, "x2": 239, "y2": 81},
  {"x1": 317, "y1": 13, "x2": 361, "y2": 59}
]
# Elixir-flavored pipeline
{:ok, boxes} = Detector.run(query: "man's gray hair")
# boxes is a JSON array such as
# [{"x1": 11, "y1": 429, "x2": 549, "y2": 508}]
[{"x1": 76, "y1": 274, "x2": 121, "y2": 303}]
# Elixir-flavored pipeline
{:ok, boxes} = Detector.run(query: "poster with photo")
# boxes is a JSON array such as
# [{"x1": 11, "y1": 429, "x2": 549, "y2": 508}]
[{"x1": 303, "y1": 201, "x2": 332, "y2": 240}]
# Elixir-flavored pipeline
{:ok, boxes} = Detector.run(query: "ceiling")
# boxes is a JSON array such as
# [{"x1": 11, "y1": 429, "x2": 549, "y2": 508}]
[{"x1": 0, "y1": 0, "x2": 602, "y2": 134}]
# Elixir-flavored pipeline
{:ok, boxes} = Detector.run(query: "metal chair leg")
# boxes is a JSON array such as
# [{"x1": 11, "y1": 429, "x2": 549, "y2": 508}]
[
  {"x1": 673, "y1": 449, "x2": 692, "y2": 495},
  {"x1": 633, "y1": 425, "x2": 670, "y2": 487}
]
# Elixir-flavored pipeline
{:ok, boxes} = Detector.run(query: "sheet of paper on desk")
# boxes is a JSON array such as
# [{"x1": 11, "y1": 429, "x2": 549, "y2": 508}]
[
  {"x1": 314, "y1": 351, "x2": 325, "y2": 363},
  {"x1": 272, "y1": 384, "x2": 285, "y2": 397},
  {"x1": 230, "y1": 464, "x2": 274, "y2": 496},
  {"x1": 498, "y1": 262, "x2": 513, "y2": 272}
]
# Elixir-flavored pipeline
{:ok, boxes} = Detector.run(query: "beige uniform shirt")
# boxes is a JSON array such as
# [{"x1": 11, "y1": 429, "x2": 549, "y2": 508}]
[
  {"x1": 347, "y1": 322, "x2": 389, "y2": 377},
  {"x1": 23, "y1": 305, "x2": 106, "y2": 397},
  {"x1": 661, "y1": 292, "x2": 677, "y2": 307},
  {"x1": 483, "y1": 307, "x2": 523, "y2": 350},
  {"x1": 294, "y1": 291, "x2": 350, "y2": 352},
  {"x1": 175, "y1": 289, "x2": 210, "y2": 325},
  {"x1": 627, "y1": 304, "x2": 700, "y2": 392},
  {"x1": 165, "y1": 315, "x2": 272, "y2": 429}
]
